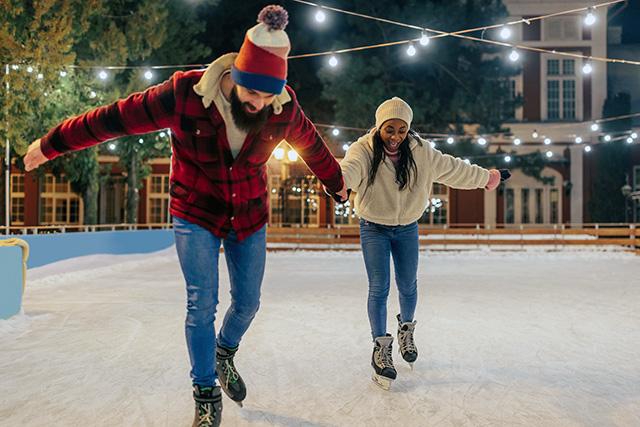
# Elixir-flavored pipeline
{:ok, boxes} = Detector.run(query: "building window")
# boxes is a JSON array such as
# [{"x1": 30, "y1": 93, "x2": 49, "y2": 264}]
[
  {"x1": 418, "y1": 183, "x2": 449, "y2": 225},
  {"x1": 521, "y1": 188, "x2": 530, "y2": 224},
  {"x1": 543, "y1": 56, "x2": 581, "y2": 121},
  {"x1": 10, "y1": 174, "x2": 25, "y2": 224},
  {"x1": 543, "y1": 16, "x2": 580, "y2": 41},
  {"x1": 535, "y1": 189, "x2": 544, "y2": 224},
  {"x1": 39, "y1": 174, "x2": 82, "y2": 225},
  {"x1": 505, "y1": 188, "x2": 515, "y2": 224},
  {"x1": 550, "y1": 189, "x2": 560, "y2": 224},
  {"x1": 147, "y1": 174, "x2": 170, "y2": 223}
]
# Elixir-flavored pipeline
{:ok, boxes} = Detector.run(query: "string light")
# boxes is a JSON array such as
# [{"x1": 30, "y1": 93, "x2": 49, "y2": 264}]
[
  {"x1": 11, "y1": 65, "x2": 19, "y2": 70},
  {"x1": 342, "y1": 144, "x2": 350, "y2": 151},
  {"x1": 273, "y1": 148, "x2": 285, "y2": 160},
  {"x1": 513, "y1": 138, "x2": 521, "y2": 145},
  {"x1": 584, "y1": 145, "x2": 592, "y2": 152},
  {"x1": 477, "y1": 137, "x2": 487, "y2": 146},
  {"x1": 604, "y1": 134, "x2": 612, "y2": 142},
  {"x1": 575, "y1": 136, "x2": 583, "y2": 144},
  {"x1": 582, "y1": 62, "x2": 593, "y2": 74},
  {"x1": 532, "y1": 130, "x2": 539, "y2": 138},
  {"x1": 59, "y1": 70, "x2": 67, "y2": 77},
  {"x1": 499, "y1": 26, "x2": 512, "y2": 40},
  {"x1": 26, "y1": 66, "x2": 33, "y2": 73},
  {"x1": 419, "y1": 32, "x2": 430, "y2": 46},
  {"x1": 627, "y1": 137, "x2": 634, "y2": 144},
  {"x1": 545, "y1": 151, "x2": 553, "y2": 158},
  {"x1": 332, "y1": 128, "x2": 340, "y2": 136},
  {"x1": 505, "y1": 155, "x2": 512, "y2": 162},
  {"x1": 544, "y1": 137, "x2": 552, "y2": 145},
  {"x1": 36, "y1": 73, "x2": 43, "y2": 80},
  {"x1": 463, "y1": 159, "x2": 471, "y2": 165},
  {"x1": 584, "y1": 8, "x2": 596, "y2": 26},
  {"x1": 98, "y1": 70, "x2": 108, "y2": 80},
  {"x1": 89, "y1": 91, "x2": 97, "y2": 99},
  {"x1": 631, "y1": 132, "x2": 638, "y2": 139},
  {"x1": 447, "y1": 136, "x2": 455, "y2": 144},
  {"x1": 430, "y1": 141, "x2": 436, "y2": 148},
  {"x1": 315, "y1": 6, "x2": 326, "y2": 23},
  {"x1": 328, "y1": 55, "x2": 338, "y2": 67},
  {"x1": 591, "y1": 123, "x2": 600, "y2": 132},
  {"x1": 509, "y1": 49, "x2": 520, "y2": 62},
  {"x1": 138, "y1": 138, "x2": 144, "y2": 144},
  {"x1": 108, "y1": 143, "x2": 116, "y2": 151},
  {"x1": 144, "y1": 70, "x2": 153, "y2": 80},
  {"x1": 406, "y1": 43, "x2": 417, "y2": 57}
]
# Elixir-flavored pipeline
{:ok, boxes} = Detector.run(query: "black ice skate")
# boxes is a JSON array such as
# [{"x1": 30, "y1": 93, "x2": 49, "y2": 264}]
[
  {"x1": 192, "y1": 385, "x2": 222, "y2": 427},
  {"x1": 397, "y1": 314, "x2": 418, "y2": 369},
  {"x1": 371, "y1": 334, "x2": 397, "y2": 390},
  {"x1": 215, "y1": 344, "x2": 247, "y2": 407}
]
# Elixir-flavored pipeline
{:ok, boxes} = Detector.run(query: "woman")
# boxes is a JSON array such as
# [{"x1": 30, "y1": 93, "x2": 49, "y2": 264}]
[{"x1": 339, "y1": 97, "x2": 505, "y2": 390}]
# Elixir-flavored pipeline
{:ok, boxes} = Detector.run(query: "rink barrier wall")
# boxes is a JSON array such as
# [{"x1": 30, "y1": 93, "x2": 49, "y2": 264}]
[
  {"x1": 13, "y1": 230, "x2": 174, "y2": 269},
  {"x1": 0, "y1": 238, "x2": 29, "y2": 319}
]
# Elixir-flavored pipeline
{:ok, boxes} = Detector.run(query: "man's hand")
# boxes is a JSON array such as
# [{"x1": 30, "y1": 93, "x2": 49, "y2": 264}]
[
  {"x1": 24, "y1": 139, "x2": 48, "y2": 172},
  {"x1": 323, "y1": 184, "x2": 351, "y2": 204}
]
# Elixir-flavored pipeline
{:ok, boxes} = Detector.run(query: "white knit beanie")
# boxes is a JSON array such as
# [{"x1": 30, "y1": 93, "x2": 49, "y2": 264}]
[{"x1": 375, "y1": 97, "x2": 413, "y2": 131}]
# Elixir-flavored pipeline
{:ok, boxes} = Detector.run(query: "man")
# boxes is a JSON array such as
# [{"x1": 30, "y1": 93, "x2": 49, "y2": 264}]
[{"x1": 24, "y1": 5, "x2": 347, "y2": 426}]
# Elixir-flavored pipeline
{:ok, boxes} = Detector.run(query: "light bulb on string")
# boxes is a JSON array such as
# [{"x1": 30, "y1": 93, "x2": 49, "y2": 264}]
[
  {"x1": 342, "y1": 144, "x2": 350, "y2": 152},
  {"x1": 36, "y1": 73, "x2": 43, "y2": 80},
  {"x1": 499, "y1": 25, "x2": 512, "y2": 40},
  {"x1": 631, "y1": 132, "x2": 638, "y2": 139},
  {"x1": 328, "y1": 55, "x2": 338, "y2": 68},
  {"x1": 98, "y1": 70, "x2": 108, "y2": 80},
  {"x1": 332, "y1": 128, "x2": 340, "y2": 136},
  {"x1": 315, "y1": 7, "x2": 326, "y2": 23},
  {"x1": 627, "y1": 137, "x2": 634, "y2": 144},
  {"x1": 26, "y1": 66, "x2": 33, "y2": 73},
  {"x1": 505, "y1": 155, "x2": 512, "y2": 163},
  {"x1": 144, "y1": 70, "x2": 153, "y2": 81},
  {"x1": 419, "y1": 32, "x2": 430, "y2": 46},
  {"x1": 11, "y1": 65, "x2": 19, "y2": 70},
  {"x1": 138, "y1": 138, "x2": 144, "y2": 145},
  {"x1": 590, "y1": 123, "x2": 600, "y2": 132},
  {"x1": 575, "y1": 136, "x2": 583, "y2": 144},
  {"x1": 60, "y1": 70, "x2": 67, "y2": 77},
  {"x1": 604, "y1": 135, "x2": 611, "y2": 142},
  {"x1": 532, "y1": 130, "x2": 539, "y2": 139},
  {"x1": 513, "y1": 138, "x2": 521, "y2": 146},
  {"x1": 89, "y1": 90, "x2": 97, "y2": 99},
  {"x1": 108, "y1": 143, "x2": 117, "y2": 151},
  {"x1": 582, "y1": 62, "x2": 593, "y2": 74},
  {"x1": 584, "y1": 145, "x2": 592, "y2": 152},
  {"x1": 544, "y1": 137, "x2": 552, "y2": 145},
  {"x1": 584, "y1": 8, "x2": 596, "y2": 26},
  {"x1": 463, "y1": 159, "x2": 471, "y2": 165},
  {"x1": 509, "y1": 49, "x2": 520, "y2": 62},
  {"x1": 545, "y1": 151, "x2": 553, "y2": 158},
  {"x1": 406, "y1": 43, "x2": 417, "y2": 57},
  {"x1": 447, "y1": 137, "x2": 455, "y2": 144},
  {"x1": 477, "y1": 137, "x2": 487, "y2": 146},
  {"x1": 430, "y1": 141, "x2": 436, "y2": 148}
]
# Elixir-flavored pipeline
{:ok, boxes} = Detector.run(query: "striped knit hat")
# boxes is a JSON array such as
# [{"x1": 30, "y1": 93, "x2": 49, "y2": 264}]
[{"x1": 231, "y1": 5, "x2": 290, "y2": 95}]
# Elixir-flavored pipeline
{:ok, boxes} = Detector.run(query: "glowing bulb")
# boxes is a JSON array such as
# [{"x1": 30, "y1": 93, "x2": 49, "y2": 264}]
[
  {"x1": 36, "y1": 73, "x2": 43, "y2": 80},
  {"x1": 544, "y1": 138, "x2": 552, "y2": 145},
  {"x1": 505, "y1": 155, "x2": 512, "y2": 162},
  {"x1": 627, "y1": 137, "x2": 634, "y2": 144},
  {"x1": 406, "y1": 44, "x2": 417, "y2": 57},
  {"x1": 514, "y1": 138, "x2": 521, "y2": 146},
  {"x1": 108, "y1": 143, "x2": 116, "y2": 151},
  {"x1": 584, "y1": 9, "x2": 596, "y2": 26},
  {"x1": 447, "y1": 137, "x2": 455, "y2": 144},
  {"x1": 591, "y1": 123, "x2": 599, "y2": 132},
  {"x1": 26, "y1": 66, "x2": 33, "y2": 73},
  {"x1": 159, "y1": 132, "x2": 166, "y2": 138},
  {"x1": 604, "y1": 135, "x2": 611, "y2": 142},
  {"x1": 144, "y1": 70, "x2": 153, "y2": 80},
  {"x1": 464, "y1": 159, "x2": 471, "y2": 165},
  {"x1": 631, "y1": 132, "x2": 638, "y2": 139},
  {"x1": 419, "y1": 33, "x2": 430, "y2": 46},
  {"x1": 509, "y1": 49, "x2": 520, "y2": 62},
  {"x1": 328, "y1": 56, "x2": 338, "y2": 68},
  {"x1": 582, "y1": 63, "x2": 593, "y2": 74},
  {"x1": 332, "y1": 128, "x2": 340, "y2": 136},
  {"x1": 89, "y1": 91, "x2": 97, "y2": 99},
  {"x1": 315, "y1": 8, "x2": 326, "y2": 23},
  {"x1": 584, "y1": 145, "x2": 592, "y2": 152},
  {"x1": 273, "y1": 148, "x2": 285, "y2": 160},
  {"x1": 575, "y1": 136, "x2": 583, "y2": 144},
  {"x1": 138, "y1": 138, "x2": 144, "y2": 144},
  {"x1": 342, "y1": 144, "x2": 350, "y2": 151},
  {"x1": 500, "y1": 26, "x2": 512, "y2": 40},
  {"x1": 478, "y1": 137, "x2": 487, "y2": 146},
  {"x1": 60, "y1": 70, "x2": 67, "y2": 77},
  {"x1": 98, "y1": 70, "x2": 108, "y2": 80},
  {"x1": 430, "y1": 141, "x2": 436, "y2": 148},
  {"x1": 546, "y1": 151, "x2": 553, "y2": 158},
  {"x1": 532, "y1": 130, "x2": 539, "y2": 138}
]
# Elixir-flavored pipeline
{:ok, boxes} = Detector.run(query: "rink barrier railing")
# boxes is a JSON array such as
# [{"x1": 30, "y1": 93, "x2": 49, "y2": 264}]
[{"x1": 4, "y1": 223, "x2": 638, "y2": 252}]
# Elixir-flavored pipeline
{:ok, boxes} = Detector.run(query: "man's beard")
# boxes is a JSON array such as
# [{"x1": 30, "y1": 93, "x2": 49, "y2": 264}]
[{"x1": 229, "y1": 87, "x2": 272, "y2": 133}]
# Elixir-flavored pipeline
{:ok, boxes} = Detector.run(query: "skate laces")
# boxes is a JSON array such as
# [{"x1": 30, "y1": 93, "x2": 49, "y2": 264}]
[
  {"x1": 222, "y1": 359, "x2": 239, "y2": 385},
  {"x1": 399, "y1": 324, "x2": 417, "y2": 354},
  {"x1": 376, "y1": 342, "x2": 394, "y2": 369},
  {"x1": 197, "y1": 402, "x2": 214, "y2": 425}
]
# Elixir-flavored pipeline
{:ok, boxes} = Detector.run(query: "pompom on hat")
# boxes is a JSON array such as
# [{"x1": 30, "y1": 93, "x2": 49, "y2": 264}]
[{"x1": 231, "y1": 5, "x2": 291, "y2": 95}]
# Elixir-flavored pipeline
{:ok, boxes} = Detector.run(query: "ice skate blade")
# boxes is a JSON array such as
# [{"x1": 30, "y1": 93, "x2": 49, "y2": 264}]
[
  {"x1": 371, "y1": 374, "x2": 393, "y2": 391},
  {"x1": 235, "y1": 401, "x2": 244, "y2": 408},
  {"x1": 408, "y1": 362, "x2": 414, "y2": 371}
]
